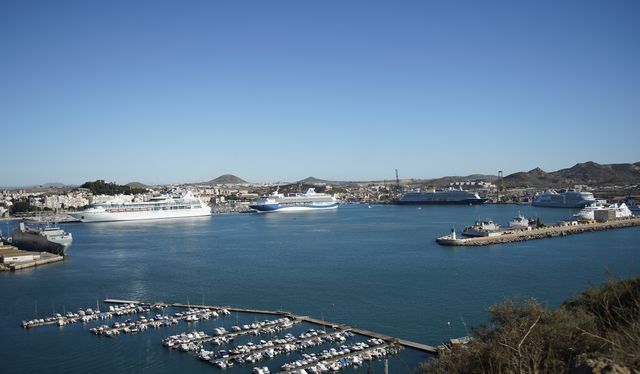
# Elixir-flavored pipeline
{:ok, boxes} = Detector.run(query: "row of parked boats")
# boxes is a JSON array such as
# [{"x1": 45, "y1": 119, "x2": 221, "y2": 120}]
[
  {"x1": 164, "y1": 320, "x2": 400, "y2": 374},
  {"x1": 186, "y1": 329, "x2": 350, "y2": 369},
  {"x1": 91, "y1": 307, "x2": 231, "y2": 336},
  {"x1": 279, "y1": 338, "x2": 402, "y2": 374},
  {"x1": 162, "y1": 317, "x2": 297, "y2": 351},
  {"x1": 21, "y1": 303, "x2": 153, "y2": 328},
  {"x1": 21, "y1": 300, "x2": 406, "y2": 373}
]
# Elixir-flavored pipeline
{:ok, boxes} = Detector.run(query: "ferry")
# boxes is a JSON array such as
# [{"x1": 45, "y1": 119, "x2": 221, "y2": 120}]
[
  {"x1": 397, "y1": 187, "x2": 487, "y2": 205},
  {"x1": 68, "y1": 192, "x2": 211, "y2": 222},
  {"x1": 532, "y1": 189, "x2": 595, "y2": 208},
  {"x1": 249, "y1": 188, "x2": 339, "y2": 213}
]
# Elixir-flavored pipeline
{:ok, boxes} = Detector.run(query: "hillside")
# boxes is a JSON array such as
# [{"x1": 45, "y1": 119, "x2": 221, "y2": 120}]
[
  {"x1": 297, "y1": 176, "x2": 331, "y2": 184},
  {"x1": 81, "y1": 180, "x2": 147, "y2": 195},
  {"x1": 207, "y1": 174, "x2": 248, "y2": 185},
  {"x1": 126, "y1": 182, "x2": 150, "y2": 189},
  {"x1": 503, "y1": 161, "x2": 640, "y2": 188}
]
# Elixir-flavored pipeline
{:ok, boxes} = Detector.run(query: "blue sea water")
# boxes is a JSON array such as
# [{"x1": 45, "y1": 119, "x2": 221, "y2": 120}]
[{"x1": 1, "y1": 204, "x2": 638, "y2": 373}]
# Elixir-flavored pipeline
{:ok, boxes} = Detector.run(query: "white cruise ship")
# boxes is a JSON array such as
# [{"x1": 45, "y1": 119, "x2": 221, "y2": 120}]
[
  {"x1": 574, "y1": 202, "x2": 633, "y2": 221},
  {"x1": 532, "y1": 189, "x2": 595, "y2": 208},
  {"x1": 250, "y1": 188, "x2": 339, "y2": 213},
  {"x1": 69, "y1": 192, "x2": 211, "y2": 222}
]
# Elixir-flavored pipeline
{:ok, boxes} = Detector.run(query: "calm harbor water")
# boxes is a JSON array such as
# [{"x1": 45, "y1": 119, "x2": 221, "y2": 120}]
[{"x1": 1, "y1": 204, "x2": 639, "y2": 373}]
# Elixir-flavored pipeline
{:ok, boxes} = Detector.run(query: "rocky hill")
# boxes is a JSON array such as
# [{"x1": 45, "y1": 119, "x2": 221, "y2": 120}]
[
  {"x1": 207, "y1": 174, "x2": 248, "y2": 185},
  {"x1": 504, "y1": 161, "x2": 640, "y2": 188},
  {"x1": 126, "y1": 182, "x2": 150, "y2": 189},
  {"x1": 297, "y1": 176, "x2": 331, "y2": 184}
]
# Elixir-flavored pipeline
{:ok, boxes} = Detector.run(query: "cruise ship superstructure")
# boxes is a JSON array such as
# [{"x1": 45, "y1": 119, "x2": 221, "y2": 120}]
[
  {"x1": 69, "y1": 192, "x2": 211, "y2": 222},
  {"x1": 397, "y1": 187, "x2": 487, "y2": 205},
  {"x1": 249, "y1": 188, "x2": 339, "y2": 213},
  {"x1": 532, "y1": 189, "x2": 596, "y2": 208}
]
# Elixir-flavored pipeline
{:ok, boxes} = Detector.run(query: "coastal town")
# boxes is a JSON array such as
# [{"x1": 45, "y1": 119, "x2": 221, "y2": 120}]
[{"x1": 1, "y1": 167, "x2": 638, "y2": 220}]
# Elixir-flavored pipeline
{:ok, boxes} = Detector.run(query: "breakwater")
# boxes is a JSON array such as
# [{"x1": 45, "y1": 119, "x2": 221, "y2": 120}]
[{"x1": 436, "y1": 217, "x2": 640, "y2": 246}]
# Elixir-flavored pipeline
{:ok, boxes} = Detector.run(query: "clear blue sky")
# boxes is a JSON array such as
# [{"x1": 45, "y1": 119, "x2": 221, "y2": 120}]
[{"x1": 1, "y1": 0, "x2": 639, "y2": 186}]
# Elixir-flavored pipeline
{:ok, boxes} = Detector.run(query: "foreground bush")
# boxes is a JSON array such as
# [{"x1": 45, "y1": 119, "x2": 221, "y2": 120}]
[{"x1": 420, "y1": 276, "x2": 640, "y2": 373}]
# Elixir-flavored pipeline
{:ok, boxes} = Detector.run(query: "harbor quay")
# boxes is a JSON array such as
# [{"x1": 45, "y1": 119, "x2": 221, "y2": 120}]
[
  {"x1": 436, "y1": 217, "x2": 640, "y2": 246},
  {"x1": 0, "y1": 244, "x2": 63, "y2": 271}
]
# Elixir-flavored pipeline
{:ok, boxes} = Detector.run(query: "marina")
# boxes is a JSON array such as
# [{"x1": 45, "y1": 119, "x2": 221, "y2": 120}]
[
  {"x1": 18, "y1": 297, "x2": 432, "y2": 373},
  {"x1": 103, "y1": 298, "x2": 438, "y2": 354},
  {"x1": 19, "y1": 296, "x2": 437, "y2": 352},
  {"x1": 437, "y1": 216, "x2": 640, "y2": 246}
]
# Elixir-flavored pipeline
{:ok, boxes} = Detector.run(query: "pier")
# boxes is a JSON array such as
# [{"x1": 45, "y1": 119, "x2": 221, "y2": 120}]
[
  {"x1": 0, "y1": 244, "x2": 63, "y2": 271},
  {"x1": 104, "y1": 298, "x2": 438, "y2": 354},
  {"x1": 436, "y1": 217, "x2": 640, "y2": 246}
]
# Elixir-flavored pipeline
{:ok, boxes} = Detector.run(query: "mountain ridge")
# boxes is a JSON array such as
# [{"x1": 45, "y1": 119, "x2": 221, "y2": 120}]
[
  {"x1": 206, "y1": 174, "x2": 249, "y2": 185},
  {"x1": 503, "y1": 161, "x2": 640, "y2": 187}
]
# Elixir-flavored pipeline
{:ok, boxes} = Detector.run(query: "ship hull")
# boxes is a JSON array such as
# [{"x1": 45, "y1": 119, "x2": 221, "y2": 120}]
[
  {"x1": 397, "y1": 198, "x2": 487, "y2": 205},
  {"x1": 532, "y1": 201, "x2": 593, "y2": 208},
  {"x1": 250, "y1": 203, "x2": 339, "y2": 213},
  {"x1": 11, "y1": 229, "x2": 71, "y2": 256},
  {"x1": 68, "y1": 207, "x2": 212, "y2": 222}
]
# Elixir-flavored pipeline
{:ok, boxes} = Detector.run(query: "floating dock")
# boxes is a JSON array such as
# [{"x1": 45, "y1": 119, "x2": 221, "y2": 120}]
[
  {"x1": 436, "y1": 217, "x2": 640, "y2": 246},
  {"x1": 103, "y1": 299, "x2": 438, "y2": 354}
]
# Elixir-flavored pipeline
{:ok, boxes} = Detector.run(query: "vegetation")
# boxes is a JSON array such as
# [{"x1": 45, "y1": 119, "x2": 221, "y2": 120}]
[
  {"x1": 81, "y1": 180, "x2": 147, "y2": 195},
  {"x1": 9, "y1": 200, "x2": 37, "y2": 213},
  {"x1": 420, "y1": 276, "x2": 640, "y2": 373}
]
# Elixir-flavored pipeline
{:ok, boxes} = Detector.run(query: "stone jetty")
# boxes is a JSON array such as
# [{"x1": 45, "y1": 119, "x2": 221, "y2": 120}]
[{"x1": 436, "y1": 217, "x2": 640, "y2": 246}]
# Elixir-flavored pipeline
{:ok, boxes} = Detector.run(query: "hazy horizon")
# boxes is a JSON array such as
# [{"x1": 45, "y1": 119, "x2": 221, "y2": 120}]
[{"x1": 2, "y1": 1, "x2": 639, "y2": 186}]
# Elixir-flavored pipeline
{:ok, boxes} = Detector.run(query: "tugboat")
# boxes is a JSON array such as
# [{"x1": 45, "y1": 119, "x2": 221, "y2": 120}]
[{"x1": 10, "y1": 222, "x2": 73, "y2": 256}]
